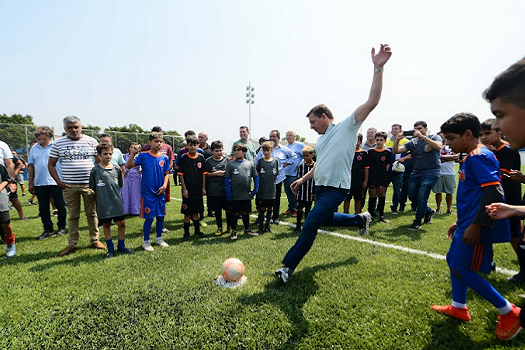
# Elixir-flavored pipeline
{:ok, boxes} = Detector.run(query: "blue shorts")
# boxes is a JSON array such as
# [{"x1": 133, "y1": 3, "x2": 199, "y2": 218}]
[
  {"x1": 140, "y1": 196, "x2": 166, "y2": 219},
  {"x1": 447, "y1": 235, "x2": 493, "y2": 275}
]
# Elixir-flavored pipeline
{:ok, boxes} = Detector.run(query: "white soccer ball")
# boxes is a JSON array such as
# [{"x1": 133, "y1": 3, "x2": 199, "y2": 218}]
[
  {"x1": 392, "y1": 161, "x2": 405, "y2": 173},
  {"x1": 221, "y1": 258, "x2": 245, "y2": 282}
]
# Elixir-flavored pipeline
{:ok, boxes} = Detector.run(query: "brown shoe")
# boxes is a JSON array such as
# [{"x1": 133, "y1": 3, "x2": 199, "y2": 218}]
[
  {"x1": 91, "y1": 241, "x2": 106, "y2": 250},
  {"x1": 58, "y1": 246, "x2": 75, "y2": 257}
]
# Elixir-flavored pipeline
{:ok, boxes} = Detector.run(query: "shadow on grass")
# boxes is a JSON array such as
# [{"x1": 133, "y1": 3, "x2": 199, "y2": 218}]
[
  {"x1": 238, "y1": 257, "x2": 358, "y2": 350},
  {"x1": 422, "y1": 319, "x2": 491, "y2": 350}
]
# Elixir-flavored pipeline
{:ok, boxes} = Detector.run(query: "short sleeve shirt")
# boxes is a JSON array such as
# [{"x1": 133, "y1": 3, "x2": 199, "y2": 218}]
[
  {"x1": 256, "y1": 158, "x2": 279, "y2": 200},
  {"x1": 177, "y1": 153, "x2": 207, "y2": 198},
  {"x1": 49, "y1": 135, "x2": 98, "y2": 184},
  {"x1": 133, "y1": 151, "x2": 170, "y2": 199},
  {"x1": 205, "y1": 156, "x2": 229, "y2": 197},
  {"x1": 0, "y1": 140, "x2": 13, "y2": 166},
  {"x1": 403, "y1": 134, "x2": 442, "y2": 176},
  {"x1": 89, "y1": 164, "x2": 125, "y2": 219},
  {"x1": 226, "y1": 160, "x2": 258, "y2": 201}
]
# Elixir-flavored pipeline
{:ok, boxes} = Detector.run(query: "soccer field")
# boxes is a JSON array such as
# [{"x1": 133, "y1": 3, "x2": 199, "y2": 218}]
[{"x1": 1, "y1": 183, "x2": 525, "y2": 349}]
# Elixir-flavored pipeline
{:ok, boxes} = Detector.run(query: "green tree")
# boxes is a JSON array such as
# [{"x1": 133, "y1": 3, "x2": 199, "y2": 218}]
[{"x1": 0, "y1": 114, "x2": 36, "y2": 156}]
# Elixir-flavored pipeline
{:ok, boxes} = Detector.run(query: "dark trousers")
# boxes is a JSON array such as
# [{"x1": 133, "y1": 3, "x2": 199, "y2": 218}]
[
  {"x1": 272, "y1": 182, "x2": 283, "y2": 221},
  {"x1": 35, "y1": 185, "x2": 67, "y2": 232}
]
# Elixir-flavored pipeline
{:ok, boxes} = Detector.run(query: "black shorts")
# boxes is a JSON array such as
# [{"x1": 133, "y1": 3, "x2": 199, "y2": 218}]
[
  {"x1": 99, "y1": 216, "x2": 126, "y2": 224},
  {"x1": 181, "y1": 197, "x2": 204, "y2": 215},
  {"x1": 347, "y1": 186, "x2": 364, "y2": 201},
  {"x1": 230, "y1": 200, "x2": 252, "y2": 214},
  {"x1": 208, "y1": 196, "x2": 227, "y2": 210},
  {"x1": 0, "y1": 211, "x2": 10, "y2": 225},
  {"x1": 8, "y1": 191, "x2": 18, "y2": 199},
  {"x1": 369, "y1": 173, "x2": 389, "y2": 188},
  {"x1": 256, "y1": 198, "x2": 274, "y2": 209}
]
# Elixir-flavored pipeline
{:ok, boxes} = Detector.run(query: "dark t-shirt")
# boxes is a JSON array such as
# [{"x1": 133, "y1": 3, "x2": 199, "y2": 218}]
[
  {"x1": 205, "y1": 156, "x2": 229, "y2": 197},
  {"x1": 404, "y1": 134, "x2": 442, "y2": 176},
  {"x1": 177, "y1": 153, "x2": 207, "y2": 198},
  {"x1": 368, "y1": 147, "x2": 391, "y2": 185},
  {"x1": 226, "y1": 160, "x2": 258, "y2": 201},
  {"x1": 494, "y1": 143, "x2": 522, "y2": 205},
  {"x1": 256, "y1": 158, "x2": 278, "y2": 200},
  {"x1": 351, "y1": 149, "x2": 370, "y2": 188},
  {"x1": 89, "y1": 165, "x2": 124, "y2": 219}
]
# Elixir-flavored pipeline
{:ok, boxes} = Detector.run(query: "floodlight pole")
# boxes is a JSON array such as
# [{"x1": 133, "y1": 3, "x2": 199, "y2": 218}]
[{"x1": 246, "y1": 82, "x2": 255, "y2": 135}]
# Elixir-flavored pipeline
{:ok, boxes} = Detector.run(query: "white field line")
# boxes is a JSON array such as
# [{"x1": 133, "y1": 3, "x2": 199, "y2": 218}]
[{"x1": 171, "y1": 197, "x2": 517, "y2": 276}]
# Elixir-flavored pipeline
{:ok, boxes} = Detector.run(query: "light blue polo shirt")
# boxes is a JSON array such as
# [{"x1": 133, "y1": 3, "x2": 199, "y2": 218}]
[
  {"x1": 314, "y1": 112, "x2": 362, "y2": 189},
  {"x1": 283, "y1": 142, "x2": 305, "y2": 176},
  {"x1": 28, "y1": 142, "x2": 62, "y2": 186}
]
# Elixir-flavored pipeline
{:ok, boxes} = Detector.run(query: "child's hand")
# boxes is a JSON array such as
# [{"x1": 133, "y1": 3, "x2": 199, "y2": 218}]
[
  {"x1": 447, "y1": 222, "x2": 457, "y2": 239},
  {"x1": 182, "y1": 189, "x2": 189, "y2": 198},
  {"x1": 202, "y1": 188, "x2": 206, "y2": 196},
  {"x1": 156, "y1": 185, "x2": 166, "y2": 195},
  {"x1": 486, "y1": 203, "x2": 515, "y2": 220},
  {"x1": 462, "y1": 224, "x2": 481, "y2": 246}
]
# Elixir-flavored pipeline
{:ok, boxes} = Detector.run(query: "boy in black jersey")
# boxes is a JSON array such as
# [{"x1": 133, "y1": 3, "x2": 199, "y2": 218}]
[
  {"x1": 481, "y1": 118, "x2": 525, "y2": 283},
  {"x1": 178, "y1": 136, "x2": 207, "y2": 241},
  {"x1": 206, "y1": 141, "x2": 231, "y2": 236},
  {"x1": 294, "y1": 146, "x2": 315, "y2": 233},
  {"x1": 367, "y1": 131, "x2": 392, "y2": 222},
  {"x1": 255, "y1": 141, "x2": 279, "y2": 234},
  {"x1": 344, "y1": 133, "x2": 369, "y2": 214}
]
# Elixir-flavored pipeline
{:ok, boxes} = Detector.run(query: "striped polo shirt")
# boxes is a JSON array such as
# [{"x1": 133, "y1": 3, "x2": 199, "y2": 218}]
[{"x1": 49, "y1": 135, "x2": 98, "y2": 184}]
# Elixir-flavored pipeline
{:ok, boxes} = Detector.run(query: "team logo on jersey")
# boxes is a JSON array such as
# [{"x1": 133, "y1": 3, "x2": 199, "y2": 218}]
[
  {"x1": 159, "y1": 160, "x2": 165, "y2": 167},
  {"x1": 381, "y1": 156, "x2": 386, "y2": 161},
  {"x1": 459, "y1": 169, "x2": 465, "y2": 182},
  {"x1": 144, "y1": 207, "x2": 151, "y2": 214},
  {"x1": 233, "y1": 168, "x2": 239, "y2": 175},
  {"x1": 211, "y1": 167, "x2": 216, "y2": 172},
  {"x1": 197, "y1": 162, "x2": 202, "y2": 168},
  {"x1": 96, "y1": 180, "x2": 105, "y2": 187},
  {"x1": 260, "y1": 168, "x2": 266, "y2": 174},
  {"x1": 357, "y1": 155, "x2": 362, "y2": 161},
  {"x1": 272, "y1": 168, "x2": 277, "y2": 175}
]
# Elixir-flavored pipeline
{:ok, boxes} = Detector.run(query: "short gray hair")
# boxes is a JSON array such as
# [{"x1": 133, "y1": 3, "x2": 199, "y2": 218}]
[{"x1": 63, "y1": 115, "x2": 81, "y2": 125}]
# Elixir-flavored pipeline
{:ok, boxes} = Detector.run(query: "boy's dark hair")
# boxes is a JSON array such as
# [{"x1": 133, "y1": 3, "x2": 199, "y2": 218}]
[
  {"x1": 233, "y1": 144, "x2": 247, "y2": 153},
  {"x1": 307, "y1": 104, "x2": 334, "y2": 120},
  {"x1": 357, "y1": 133, "x2": 363, "y2": 142},
  {"x1": 414, "y1": 120, "x2": 427, "y2": 128},
  {"x1": 99, "y1": 133, "x2": 111, "y2": 139},
  {"x1": 151, "y1": 126, "x2": 163, "y2": 133},
  {"x1": 261, "y1": 141, "x2": 273, "y2": 151},
  {"x1": 184, "y1": 130, "x2": 196, "y2": 138},
  {"x1": 210, "y1": 140, "x2": 223, "y2": 150},
  {"x1": 392, "y1": 123, "x2": 402, "y2": 129},
  {"x1": 484, "y1": 58, "x2": 525, "y2": 108},
  {"x1": 480, "y1": 118, "x2": 496, "y2": 130},
  {"x1": 96, "y1": 144, "x2": 114, "y2": 154},
  {"x1": 149, "y1": 132, "x2": 164, "y2": 141},
  {"x1": 375, "y1": 131, "x2": 388, "y2": 140},
  {"x1": 186, "y1": 136, "x2": 199, "y2": 146},
  {"x1": 440, "y1": 112, "x2": 481, "y2": 138}
]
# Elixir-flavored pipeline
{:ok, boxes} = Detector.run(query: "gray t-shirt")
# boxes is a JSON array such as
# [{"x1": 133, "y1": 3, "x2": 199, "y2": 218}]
[
  {"x1": 226, "y1": 160, "x2": 258, "y2": 201},
  {"x1": 231, "y1": 139, "x2": 256, "y2": 162},
  {"x1": 256, "y1": 158, "x2": 278, "y2": 200},
  {"x1": 404, "y1": 134, "x2": 442, "y2": 176},
  {"x1": 89, "y1": 164, "x2": 124, "y2": 219},
  {"x1": 205, "y1": 156, "x2": 229, "y2": 197}
]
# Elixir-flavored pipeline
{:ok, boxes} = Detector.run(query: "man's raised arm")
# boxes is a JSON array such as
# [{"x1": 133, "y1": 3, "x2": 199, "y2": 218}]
[{"x1": 354, "y1": 44, "x2": 392, "y2": 123}]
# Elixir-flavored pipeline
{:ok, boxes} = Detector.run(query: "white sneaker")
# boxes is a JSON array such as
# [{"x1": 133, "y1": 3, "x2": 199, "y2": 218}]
[
  {"x1": 275, "y1": 267, "x2": 292, "y2": 284},
  {"x1": 358, "y1": 212, "x2": 372, "y2": 236},
  {"x1": 142, "y1": 241, "x2": 154, "y2": 251},
  {"x1": 155, "y1": 238, "x2": 169, "y2": 247}
]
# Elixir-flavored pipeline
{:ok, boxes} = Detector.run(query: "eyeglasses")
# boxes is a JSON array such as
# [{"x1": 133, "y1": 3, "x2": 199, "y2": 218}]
[{"x1": 34, "y1": 132, "x2": 47, "y2": 137}]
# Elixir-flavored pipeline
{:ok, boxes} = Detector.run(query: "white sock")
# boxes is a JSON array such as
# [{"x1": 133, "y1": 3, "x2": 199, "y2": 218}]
[
  {"x1": 497, "y1": 301, "x2": 512, "y2": 315},
  {"x1": 451, "y1": 301, "x2": 467, "y2": 309}
]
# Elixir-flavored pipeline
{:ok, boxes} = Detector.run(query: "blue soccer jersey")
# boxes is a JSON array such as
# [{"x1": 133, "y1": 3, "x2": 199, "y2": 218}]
[
  {"x1": 455, "y1": 145, "x2": 510, "y2": 243},
  {"x1": 133, "y1": 151, "x2": 170, "y2": 199}
]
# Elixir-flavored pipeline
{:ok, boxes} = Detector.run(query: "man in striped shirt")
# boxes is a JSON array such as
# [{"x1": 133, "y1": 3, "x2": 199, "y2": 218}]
[{"x1": 49, "y1": 116, "x2": 105, "y2": 257}]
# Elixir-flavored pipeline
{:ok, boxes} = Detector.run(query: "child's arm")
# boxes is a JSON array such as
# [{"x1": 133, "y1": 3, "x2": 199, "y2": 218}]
[
  {"x1": 291, "y1": 164, "x2": 316, "y2": 193},
  {"x1": 250, "y1": 176, "x2": 259, "y2": 197},
  {"x1": 157, "y1": 172, "x2": 169, "y2": 196},
  {"x1": 464, "y1": 184, "x2": 504, "y2": 245},
  {"x1": 126, "y1": 149, "x2": 139, "y2": 169},
  {"x1": 363, "y1": 167, "x2": 369, "y2": 189},
  {"x1": 202, "y1": 173, "x2": 206, "y2": 196},
  {"x1": 224, "y1": 177, "x2": 232, "y2": 201},
  {"x1": 0, "y1": 180, "x2": 8, "y2": 192},
  {"x1": 486, "y1": 203, "x2": 525, "y2": 219},
  {"x1": 179, "y1": 174, "x2": 188, "y2": 198}
]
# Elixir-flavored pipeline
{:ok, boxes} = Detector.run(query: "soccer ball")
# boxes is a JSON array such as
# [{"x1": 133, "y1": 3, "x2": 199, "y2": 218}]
[{"x1": 221, "y1": 258, "x2": 245, "y2": 282}]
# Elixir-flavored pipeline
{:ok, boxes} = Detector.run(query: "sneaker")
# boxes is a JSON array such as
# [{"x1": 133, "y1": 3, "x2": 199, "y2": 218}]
[
  {"x1": 391, "y1": 210, "x2": 398, "y2": 215},
  {"x1": 53, "y1": 210, "x2": 58, "y2": 216},
  {"x1": 244, "y1": 229, "x2": 259, "y2": 236},
  {"x1": 390, "y1": 205, "x2": 398, "y2": 214},
  {"x1": 142, "y1": 241, "x2": 154, "y2": 251},
  {"x1": 56, "y1": 228, "x2": 67, "y2": 236},
  {"x1": 194, "y1": 232, "x2": 206, "y2": 238},
  {"x1": 275, "y1": 267, "x2": 293, "y2": 284},
  {"x1": 435, "y1": 210, "x2": 442, "y2": 214},
  {"x1": 508, "y1": 273, "x2": 525, "y2": 283},
  {"x1": 182, "y1": 234, "x2": 189, "y2": 242},
  {"x1": 117, "y1": 246, "x2": 135, "y2": 254},
  {"x1": 106, "y1": 251, "x2": 115, "y2": 258},
  {"x1": 491, "y1": 261, "x2": 497, "y2": 272},
  {"x1": 495, "y1": 304, "x2": 522, "y2": 340},
  {"x1": 6, "y1": 243, "x2": 16, "y2": 258},
  {"x1": 431, "y1": 305, "x2": 471, "y2": 322},
  {"x1": 272, "y1": 219, "x2": 280, "y2": 225},
  {"x1": 379, "y1": 216, "x2": 390, "y2": 223},
  {"x1": 215, "y1": 228, "x2": 223, "y2": 236},
  {"x1": 155, "y1": 238, "x2": 169, "y2": 247},
  {"x1": 257, "y1": 227, "x2": 264, "y2": 235},
  {"x1": 424, "y1": 209, "x2": 436, "y2": 224},
  {"x1": 446, "y1": 210, "x2": 455, "y2": 215},
  {"x1": 282, "y1": 209, "x2": 292, "y2": 215},
  {"x1": 264, "y1": 227, "x2": 274, "y2": 234},
  {"x1": 207, "y1": 211, "x2": 215, "y2": 218},
  {"x1": 409, "y1": 221, "x2": 422, "y2": 230},
  {"x1": 200, "y1": 221, "x2": 208, "y2": 227},
  {"x1": 37, "y1": 231, "x2": 54, "y2": 240},
  {"x1": 291, "y1": 211, "x2": 297, "y2": 218},
  {"x1": 293, "y1": 227, "x2": 301, "y2": 234},
  {"x1": 27, "y1": 199, "x2": 35, "y2": 206},
  {"x1": 230, "y1": 231, "x2": 238, "y2": 240},
  {"x1": 162, "y1": 228, "x2": 170, "y2": 233},
  {"x1": 22, "y1": 193, "x2": 26, "y2": 197},
  {"x1": 226, "y1": 227, "x2": 232, "y2": 234},
  {"x1": 358, "y1": 212, "x2": 372, "y2": 236},
  {"x1": 399, "y1": 206, "x2": 405, "y2": 212}
]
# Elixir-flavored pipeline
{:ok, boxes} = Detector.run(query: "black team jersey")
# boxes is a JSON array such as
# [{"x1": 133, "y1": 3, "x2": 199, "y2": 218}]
[
  {"x1": 351, "y1": 149, "x2": 369, "y2": 189},
  {"x1": 177, "y1": 153, "x2": 208, "y2": 199},
  {"x1": 493, "y1": 142, "x2": 521, "y2": 205},
  {"x1": 368, "y1": 147, "x2": 391, "y2": 186}
]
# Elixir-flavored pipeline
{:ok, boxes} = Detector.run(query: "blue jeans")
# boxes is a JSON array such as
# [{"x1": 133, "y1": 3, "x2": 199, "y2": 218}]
[
  {"x1": 283, "y1": 175, "x2": 298, "y2": 211},
  {"x1": 408, "y1": 174, "x2": 439, "y2": 223},
  {"x1": 282, "y1": 186, "x2": 364, "y2": 270},
  {"x1": 388, "y1": 171, "x2": 404, "y2": 211}
]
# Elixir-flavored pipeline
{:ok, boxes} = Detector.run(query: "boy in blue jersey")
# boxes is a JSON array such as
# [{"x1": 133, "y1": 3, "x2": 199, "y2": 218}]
[
  {"x1": 432, "y1": 112, "x2": 521, "y2": 341},
  {"x1": 126, "y1": 132, "x2": 170, "y2": 251}
]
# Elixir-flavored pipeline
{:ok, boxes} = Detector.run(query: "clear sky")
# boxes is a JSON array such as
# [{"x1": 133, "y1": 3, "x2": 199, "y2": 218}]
[{"x1": 1, "y1": 0, "x2": 525, "y2": 144}]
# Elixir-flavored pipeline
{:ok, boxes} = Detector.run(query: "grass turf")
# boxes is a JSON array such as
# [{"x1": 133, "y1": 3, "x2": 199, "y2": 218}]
[{"x1": 1, "y1": 183, "x2": 525, "y2": 349}]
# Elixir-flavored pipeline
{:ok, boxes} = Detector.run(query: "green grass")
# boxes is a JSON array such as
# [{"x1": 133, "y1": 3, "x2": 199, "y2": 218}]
[{"x1": 1, "y1": 182, "x2": 525, "y2": 349}]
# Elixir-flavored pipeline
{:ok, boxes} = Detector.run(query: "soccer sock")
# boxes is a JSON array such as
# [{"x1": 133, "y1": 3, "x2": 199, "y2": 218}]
[
  {"x1": 265, "y1": 210, "x2": 272, "y2": 228},
  {"x1": 192, "y1": 219, "x2": 200, "y2": 235},
  {"x1": 156, "y1": 216, "x2": 165, "y2": 239},
  {"x1": 242, "y1": 213, "x2": 250, "y2": 231},
  {"x1": 183, "y1": 222, "x2": 190, "y2": 236},
  {"x1": 378, "y1": 197, "x2": 386, "y2": 216},
  {"x1": 296, "y1": 210, "x2": 303, "y2": 229},
  {"x1": 369, "y1": 197, "x2": 377, "y2": 214},
  {"x1": 215, "y1": 210, "x2": 223, "y2": 230},
  {"x1": 143, "y1": 218, "x2": 154, "y2": 242},
  {"x1": 305, "y1": 203, "x2": 312, "y2": 218},
  {"x1": 460, "y1": 270, "x2": 507, "y2": 309},
  {"x1": 106, "y1": 238, "x2": 114, "y2": 253},
  {"x1": 231, "y1": 215, "x2": 238, "y2": 231},
  {"x1": 117, "y1": 239, "x2": 125, "y2": 250},
  {"x1": 258, "y1": 211, "x2": 265, "y2": 229},
  {"x1": 451, "y1": 301, "x2": 467, "y2": 309},
  {"x1": 5, "y1": 233, "x2": 15, "y2": 245},
  {"x1": 225, "y1": 212, "x2": 232, "y2": 229},
  {"x1": 517, "y1": 241, "x2": 525, "y2": 274},
  {"x1": 497, "y1": 301, "x2": 513, "y2": 315},
  {"x1": 450, "y1": 270, "x2": 468, "y2": 305}
]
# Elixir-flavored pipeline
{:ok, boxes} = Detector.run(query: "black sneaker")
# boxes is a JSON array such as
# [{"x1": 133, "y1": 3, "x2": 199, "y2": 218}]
[
  {"x1": 272, "y1": 219, "x2": 280, "y2": 225},
  {"x1": 230, "y1": 231, "x2": 238, "y2": 240},
  {"x1": 106, "y1": 251, "x2": 115, "y2": 258},
  {"x1": 53, "y1": 210, "x2": 58, "y2": 216},
  {"x1": 194, "y1": 232, "x2": 206, "y2": 238},
  {"x1": 264, "y1": 227, "x2": 274, "y2": 233},
  {"x1": 293, "y1": 227, "x2": 301, "y2": 234},
  {"x1": 508, "y1": 273, "x2": 525, "y2": 283},
  {"x1": 379, "y1": 216, "x2": 390, "y2": 223},
  {"x1": 409, "y1": 221, "x2": 421, "y2": 230},
  {"x1": 117, "y1": 247, "x2": 135, "y2": 254},
  {"x1": 275, "y1": 267, "x2": 293, "y2": 284},
  {"x1": 56, "y1": 228, "x2": 67, "y2": 236},
  {"x1": 424, "y1": 209, "x2": 436, "y2": 224},
  {"x1": 37, "y1": 231, "x2": 54, "y2": 240},
  {"x1": 182, "y1": 234, "x2": 190, "y2": 242}
]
